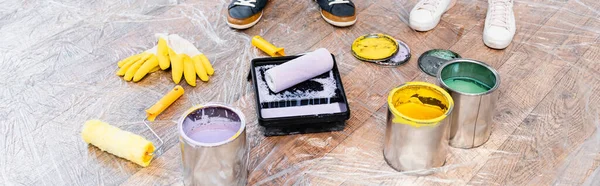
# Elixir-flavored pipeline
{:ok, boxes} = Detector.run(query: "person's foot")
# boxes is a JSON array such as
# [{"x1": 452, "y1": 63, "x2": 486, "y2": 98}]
[
  {"x1": 409, "y1": 0, "x2": 456, "y2": 31},
  {"x1": 227, "y1": 0, "x2": 268, "y2": 29},
  {"x1": 316, "y1": 0, "x2": 357, "y2": 27},
  {"x1": 483, "y1": 0, "x2": 515, "y2": 49}
]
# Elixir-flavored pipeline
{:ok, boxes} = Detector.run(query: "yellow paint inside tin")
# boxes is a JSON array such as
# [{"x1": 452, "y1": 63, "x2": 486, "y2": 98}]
[
  {"x1": 395, "y1": 101, "x2": 445, "y2": 120},
  {"x1": 352, "y1": 34, "x2": 398, "y2": 60},
  {"x1": 388, "y1": 82, "x2": 454, "y2": 127}
]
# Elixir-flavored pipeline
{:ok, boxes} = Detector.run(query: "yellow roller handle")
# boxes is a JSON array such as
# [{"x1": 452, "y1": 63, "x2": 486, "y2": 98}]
[
  {"x1": 81, "y1": 120, "x2": 155, "y2": 167},
  {"x1": 251, "y1": 35, "x2": 285, "y2": 57},
  {"x1": 146, "y1": 85, "x2": 184, "y2": 121}
]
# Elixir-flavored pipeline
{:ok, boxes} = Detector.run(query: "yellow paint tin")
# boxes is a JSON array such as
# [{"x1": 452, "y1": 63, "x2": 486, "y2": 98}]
[
  {"x1": 384, "y1": 82, "x2": 455, "y2": 173},
  {"x1": 387, "y1": 81, "x2": 454, "y2": 128},
  {"x1": 351, "y1": 33, "x2": 399, "y2": 62}
]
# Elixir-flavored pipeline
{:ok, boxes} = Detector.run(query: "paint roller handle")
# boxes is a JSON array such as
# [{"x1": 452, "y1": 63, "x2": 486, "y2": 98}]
[
  {"x1": 252, "y1": 36, "x2": 285, "y2": 57},
  {"x1": 146, "y1": 85, "x2": 185, "y2": 121},
  {"x1": 143, "y1": 120, "x2": 164, "y2": 156}
]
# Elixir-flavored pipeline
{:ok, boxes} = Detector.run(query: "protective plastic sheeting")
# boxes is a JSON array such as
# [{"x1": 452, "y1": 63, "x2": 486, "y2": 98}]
[{"x1": 2, "y1": 0, "x2": 600, "y2": 185}]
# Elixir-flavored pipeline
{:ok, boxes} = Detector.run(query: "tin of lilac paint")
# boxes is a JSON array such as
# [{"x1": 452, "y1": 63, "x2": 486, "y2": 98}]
[
  {"x1": 178, "y1": 104, "x2": 248, "y2": 186},
  {"x1": 181, "y1": 106, "x2": 241, "y2": 144}
]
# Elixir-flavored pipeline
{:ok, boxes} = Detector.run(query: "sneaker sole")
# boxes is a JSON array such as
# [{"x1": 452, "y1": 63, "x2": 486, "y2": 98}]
[
  {"x1": 409, "y1": 0, "x2": 457, "y2": 32},
  {"x1": 313, "y1": 0, "x2": 356, "y2": 27},
  {"x1": 483, "y1": 37, "x2": 511, "y2": 49},
  {"x1": 410, "y1": 19, "x2": 441, "y2": 32},
  {"x1": 320, "y1": 11, "x2": 357, "y2": 27},
  {"x1": 227, "y1": 11, "x2": 263, "y2": 30}
]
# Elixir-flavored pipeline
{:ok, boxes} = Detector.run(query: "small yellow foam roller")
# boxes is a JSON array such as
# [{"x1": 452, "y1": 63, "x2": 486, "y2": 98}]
[{"x1": 81, "y1": 120, "x2": 155, "y2": 167}]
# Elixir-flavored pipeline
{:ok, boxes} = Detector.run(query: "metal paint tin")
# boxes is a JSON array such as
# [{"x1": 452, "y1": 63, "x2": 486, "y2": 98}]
[
  {"x1": 437, "y1": 59, "x2": 500, "y2": 149},
  {"x1": 384, "y1": 82, "x2": 454, "y2": 174},
  {"x1": 178, "y1": 103, "x2": 248, "y2": 186}
]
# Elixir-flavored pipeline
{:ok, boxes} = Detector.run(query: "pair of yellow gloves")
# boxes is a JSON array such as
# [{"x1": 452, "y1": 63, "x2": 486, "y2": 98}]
[{"x1": 116, "y1": 34, "x2": 214, "y2": 86}]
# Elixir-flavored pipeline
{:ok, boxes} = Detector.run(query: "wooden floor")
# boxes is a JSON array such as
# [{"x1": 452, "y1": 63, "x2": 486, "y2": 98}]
[{"x1": 3, "y1": 0, "x2": 600, "y2": 185}]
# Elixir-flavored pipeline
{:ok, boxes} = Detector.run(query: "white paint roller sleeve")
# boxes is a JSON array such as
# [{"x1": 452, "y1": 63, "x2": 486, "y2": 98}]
[{"x1": 265, "y1": 48, "x2": 334, "y2": 93}]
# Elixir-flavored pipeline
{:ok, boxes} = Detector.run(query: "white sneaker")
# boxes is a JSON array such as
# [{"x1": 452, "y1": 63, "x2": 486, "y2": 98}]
[
  {"x1": 483, "y1": 0, "x2": 516, "y2": 49},
  {"x1": 409, "y1": 0, "x2": 456, "y2": 31}
]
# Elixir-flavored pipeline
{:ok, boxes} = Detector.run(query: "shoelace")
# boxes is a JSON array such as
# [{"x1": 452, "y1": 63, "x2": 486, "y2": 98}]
[
  {"x1": 329, "y1": 0, "x2": 350, "y2": 6},
  {"x1": 416, "y1": 0, "x2": 441, "y2": 13},
  {"x1": 489, "y1": 0, "x2": 512, "y2": 29},
  {"x1": 234, "y1": 0, "x2": 256, "y2": 7}
]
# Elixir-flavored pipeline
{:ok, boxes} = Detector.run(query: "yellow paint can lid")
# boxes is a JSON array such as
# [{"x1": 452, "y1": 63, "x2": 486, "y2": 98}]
[{"x1": 351, "y1": 33, "x2": 399, "y2": 62}]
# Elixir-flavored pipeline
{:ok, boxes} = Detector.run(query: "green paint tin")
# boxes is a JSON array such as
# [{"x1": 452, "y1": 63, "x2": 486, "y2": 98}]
[{"x1": 437, "y1": 59, "x2": 500, "y2": 148}]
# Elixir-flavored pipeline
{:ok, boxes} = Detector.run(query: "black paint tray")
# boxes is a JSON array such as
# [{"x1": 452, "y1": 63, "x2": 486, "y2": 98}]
[{"x1": 250, "y1": 54, "x2": 350, "y2": 136}]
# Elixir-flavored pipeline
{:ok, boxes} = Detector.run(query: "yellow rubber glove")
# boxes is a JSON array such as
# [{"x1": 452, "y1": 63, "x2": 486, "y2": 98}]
[
  {"x1": 155, "y1": 34, "x2": 172, "y2": 70},
  {"x1": 116, "y1": 46, "x2": 160, "y2": 82},
  {"x1": 168, "y1": 34, "x2": 215, "y2": 86},
  {"x1": 116, "y1": 34, "x2": 171, "y2": 82}
]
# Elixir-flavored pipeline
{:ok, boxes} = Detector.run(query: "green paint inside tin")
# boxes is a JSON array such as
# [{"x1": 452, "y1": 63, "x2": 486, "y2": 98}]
[
  {"x1": 439, "y1": 60, "x2": 499, "y2": 95},
  {"x1": 443, "y1": 77, "x2": 492, "y2": 94}
]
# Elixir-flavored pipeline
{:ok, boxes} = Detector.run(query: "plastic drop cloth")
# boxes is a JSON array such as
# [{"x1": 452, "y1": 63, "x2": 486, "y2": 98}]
[{"x1": 2, "y1": 0, "x2": 600, "y2": 185}]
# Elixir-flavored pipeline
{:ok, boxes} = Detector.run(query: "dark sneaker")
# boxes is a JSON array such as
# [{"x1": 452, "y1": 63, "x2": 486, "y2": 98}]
[
  {"x1": 227, "y1": 0, "x2": 268, "y2": 29},
  {"x1": 316, "y1": 0, "x2": 357, "y2": 27}
]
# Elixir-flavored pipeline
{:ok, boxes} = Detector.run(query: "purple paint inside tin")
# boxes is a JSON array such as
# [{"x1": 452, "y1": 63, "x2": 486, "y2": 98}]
[{"x1": 182, "y1": 106, "x2": 242, "y2": 144}]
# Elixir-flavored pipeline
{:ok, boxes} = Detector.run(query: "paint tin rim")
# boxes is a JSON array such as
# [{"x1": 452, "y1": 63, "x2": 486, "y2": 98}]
[
  {"x1": 436, "y1": 59, "x2": 501, "y2": 96},
  {"x1": 178, "y1": 103, "x2": 246, "y2": 148},
  {"x1": 387, "y1": 81, "x2": 455, "y2": 127}
]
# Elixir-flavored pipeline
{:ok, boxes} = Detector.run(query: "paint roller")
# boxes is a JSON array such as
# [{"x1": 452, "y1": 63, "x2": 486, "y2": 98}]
[
  {"x1": 82, "y1": 120, "x2": 156, "y2": 167},
  {"x1": 265, "y1": 48, "x2": 334, "y2": 93},
  {"x1": 82, "y1": 85, "x2": 184, "y2": 167}
]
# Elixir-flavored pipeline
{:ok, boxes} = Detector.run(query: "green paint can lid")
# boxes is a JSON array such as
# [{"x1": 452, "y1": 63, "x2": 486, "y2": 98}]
[{"x1": 418, "y1": 49, "x2": 461, "y2": 76}]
